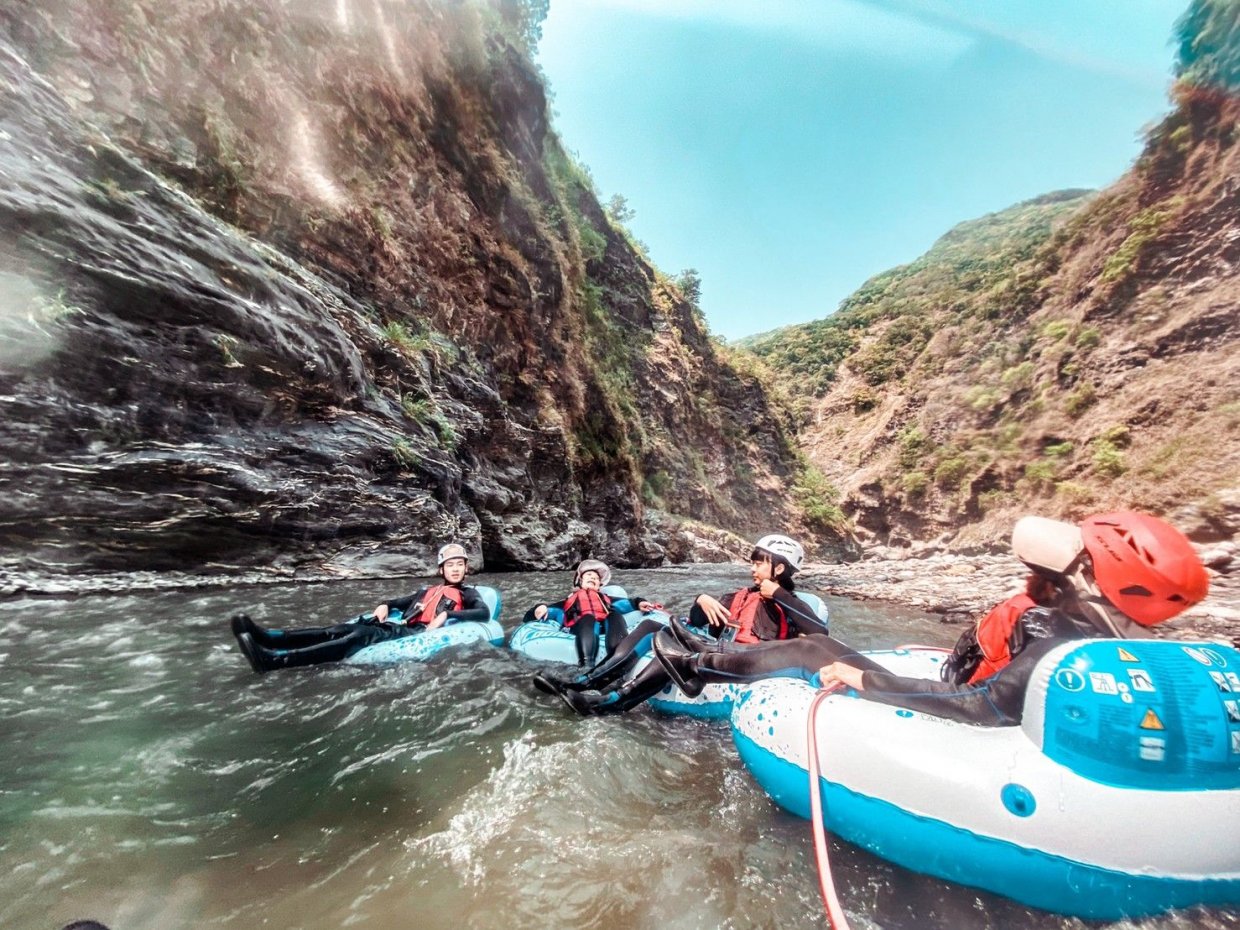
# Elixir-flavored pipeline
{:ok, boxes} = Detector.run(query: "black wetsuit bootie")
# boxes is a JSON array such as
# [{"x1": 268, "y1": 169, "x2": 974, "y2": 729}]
[
  {"x1": 231, "y1": 613, "x2": 260, "y2": 639},
  {"x1": 231, "y1": 612, "x2": 288, "y2": 648},
  {"x1": 653, "y1": 631, "x2": 705, "y2": 697},
  {"x1": 532, "y1": 673, "x2": 569, "y2": 695},
  {"x1": 581, "y1": 650, "x2": 640, "y2": 690},
  {"x1": 536, "y1": 645, "x2": 643, "y2": 699},
  {"x1": 560, "y1": 688, "x2": 606, "y2": 715},
  {"x1": 668, "y1": 617, "x2": 714, "y2": 653},
  {"x1": 235, "y1": 632, "x2": 267, "y2": 675},
  {"x1": 560, "y1": 669, "x2": 665, "y2": 716}
]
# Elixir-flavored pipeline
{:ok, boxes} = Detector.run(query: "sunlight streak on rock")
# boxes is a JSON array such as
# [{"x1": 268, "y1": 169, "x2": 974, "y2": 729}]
[
  {"x1": 372, "y1": 0, "x2": 406, "y2": 82},
  {"x1": 290, "y1": 110, "x2": 345, "y2": 210}
]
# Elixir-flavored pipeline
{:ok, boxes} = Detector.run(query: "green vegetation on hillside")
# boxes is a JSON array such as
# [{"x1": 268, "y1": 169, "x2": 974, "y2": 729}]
[
  {"x1": 744, "y1": 190, "x2": 1093, "y2": 395},
  {"x1": 727, "y1": 0, "x2": 1240, "y2": 548}
]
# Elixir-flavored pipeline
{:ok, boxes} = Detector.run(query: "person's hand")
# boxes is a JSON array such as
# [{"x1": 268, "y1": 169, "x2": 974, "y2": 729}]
[
  {"x1": 426, "y1": 612, "x2": 448, "y2": 630},
  {"x1": 534, "y1": 604, "x2": 548, "y2": 620},
  {"x1": 372, "y1": 604, "x2": 389, "y2": 622},
  {"x1": 819, "y1": 662, "x2": 865, "y2": 692},
  {"x1": 637, "y1": 600, "x2": 655, "y2": 612},
  {"x1": 696, "y1": 594, "x2": 730, "y2": 629},
  {"x1": 757, "y1": 579, "x2": 780, "y2": 598}
]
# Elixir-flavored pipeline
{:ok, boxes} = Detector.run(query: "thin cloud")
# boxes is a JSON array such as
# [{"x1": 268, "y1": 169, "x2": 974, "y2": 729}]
[
  {"x1": 861, "y1": 0, "x2": 1173, "y2": 91},
  {"x1": 571, "y1": 0, "x2": 976, "y2": 64}
]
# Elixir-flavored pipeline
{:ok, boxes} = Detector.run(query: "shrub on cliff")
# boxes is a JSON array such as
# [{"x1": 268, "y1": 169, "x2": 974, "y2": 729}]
[{"x1": 1176, "y1": 0, "x2": 1240, "y2": 92}]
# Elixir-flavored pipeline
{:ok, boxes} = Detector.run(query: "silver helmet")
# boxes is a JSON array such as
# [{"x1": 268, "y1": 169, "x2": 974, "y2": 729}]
[
  {"x1": 574, "y1": 558, "x2": 612, "y2": 587},
  {"x1": 437, "y1": 543, "x2": 469, "y2": 566},
  {"x1": 753, "y1": 534, "x2": 804, "y2": 571}
]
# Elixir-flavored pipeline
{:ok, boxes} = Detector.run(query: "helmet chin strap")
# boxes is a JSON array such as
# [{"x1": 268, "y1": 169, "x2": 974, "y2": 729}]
[{"x1": 1065, "y1": 566, "x2": 1152, "y2": 639}]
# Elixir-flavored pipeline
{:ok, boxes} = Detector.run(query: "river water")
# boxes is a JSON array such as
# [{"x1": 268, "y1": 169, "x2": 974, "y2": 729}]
[{"x1": 1, "y1": 566, "x2": 1235, "y2": 930}]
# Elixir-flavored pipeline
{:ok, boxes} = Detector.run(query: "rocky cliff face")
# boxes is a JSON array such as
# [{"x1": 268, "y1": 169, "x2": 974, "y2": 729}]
[
  {"x1": 0, "y1": 0, "x2": 839, "y2": 591},
  {"x1": 747, "y1": 52, "x2": 1239, "y2": 551}
]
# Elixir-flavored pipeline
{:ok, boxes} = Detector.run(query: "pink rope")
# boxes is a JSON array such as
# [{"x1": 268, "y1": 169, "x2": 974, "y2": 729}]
[{"x1": 806, "y1": 686, "x2": 852, "y2": 929}]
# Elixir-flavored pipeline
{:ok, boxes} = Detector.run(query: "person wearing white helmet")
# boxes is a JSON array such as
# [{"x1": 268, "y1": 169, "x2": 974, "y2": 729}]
[
  {"x1": 229, "y1": 542, "x2": 491, "y2": 673},
  {"x1": 553, "y1": 534, "x2": 829, "y2": 715},
  {"x1": 522, "y1": 559, "x2": 658, "y2": 666},
  {"x1": 655, "y1": 511, "x2": 1210, "y2": 726}
]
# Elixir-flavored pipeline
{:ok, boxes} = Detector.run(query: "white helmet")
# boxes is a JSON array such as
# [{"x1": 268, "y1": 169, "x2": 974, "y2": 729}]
[
  {"x1": 574, "y1": 558, "x2": 611, "y2": 587},
  {"x1": 753, "y1": 534, "x2": 804, "y2": 571},
  {"x1": 1010, "y1": 517, "x2": 1083, "y2": 575},
  {"x1": 437, "y1": 543, "x2": 469, "y2": 566}
]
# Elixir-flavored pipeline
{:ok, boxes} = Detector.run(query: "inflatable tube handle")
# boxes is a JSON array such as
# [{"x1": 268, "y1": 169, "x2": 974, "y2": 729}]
[{"x1": 475, "y1": 585, "x2": 502, "y2": 622}]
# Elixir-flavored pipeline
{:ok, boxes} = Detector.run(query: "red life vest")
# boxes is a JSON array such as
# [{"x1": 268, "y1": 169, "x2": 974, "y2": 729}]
[
  {"x1": 411, "y1": 584, "x2": 465, "y2": 626},
  {"x1": 966, "y1": 593, "x2": 1038, "y2": 683},
  {"x1": 562, "y1": 589, "x2": 611, "y2": 628},
  {"x1": 729, "y1": 587, "x2": 789, "y2": 644}
]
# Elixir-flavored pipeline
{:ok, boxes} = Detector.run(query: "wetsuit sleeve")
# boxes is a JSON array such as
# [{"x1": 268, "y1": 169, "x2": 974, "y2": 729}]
[
  {"x1": 856, "y1": 638, "x2": 1062, "y2": 726},
  {"x1": 610, "y1": 593, "x2": 654, "y2": 614},
  {"x1": 444, "y1": 587, "x2": 491, "y2": 624},
  {"x1": 773, "y1": 588, "x2": 829, "y2": 636},
  {"x1": 386, "y1": 587, "x2": 429, "y2": 615},
  {"x1": 522, "y1": 597, "x2": 568, "y2": 623}
]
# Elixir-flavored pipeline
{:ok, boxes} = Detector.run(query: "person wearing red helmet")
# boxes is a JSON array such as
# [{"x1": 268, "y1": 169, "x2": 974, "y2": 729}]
[
  {"x1": 229, "y1": 542, "x2": 491, "y2": 673},
  {"x1": 654, "y1": 512, "x2": 1210, "y2": 726}
]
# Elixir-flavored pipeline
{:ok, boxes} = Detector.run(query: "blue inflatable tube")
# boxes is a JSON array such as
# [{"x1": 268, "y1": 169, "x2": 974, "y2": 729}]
[
  {"x1": 342, "y1": 586, "x2": 503, "y2": 665},
  {"x1": 730, "y1": 640, "x2": 1240, "y2": 919},
  {"x1": 508, "y1": 585, "x2": 669, "y2": 664},
  {"x1": 647, "y1": 591, "x2": 831, "y2": 719}
]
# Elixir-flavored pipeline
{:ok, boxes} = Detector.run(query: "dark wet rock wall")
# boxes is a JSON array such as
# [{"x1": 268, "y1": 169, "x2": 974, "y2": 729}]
[{"x1": 0, "y1": 1, "x2": 843, "y2": 589}]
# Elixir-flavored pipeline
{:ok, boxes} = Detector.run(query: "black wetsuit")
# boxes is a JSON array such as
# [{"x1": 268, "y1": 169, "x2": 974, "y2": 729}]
[
  {"x1": 580, "y1": 585, "x2": 828, "y2": 712},
  {"x1": 252, "y1": 583, "x2": 490, "y2": 667},
  {"x1": 689, "y1": 605, "x2": 1097, "y2": 726},
  {"x1": 522, "y1": 591, "x2": 649, "y2": 665}
]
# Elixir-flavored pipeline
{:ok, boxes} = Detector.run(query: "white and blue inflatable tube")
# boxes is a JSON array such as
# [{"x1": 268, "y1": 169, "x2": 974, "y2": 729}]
[
  {"x1": 647, "y1": 591, "x2": 832, "y2": 719},
  {"x1": 729, "y1": 640, "x2": 1240, "y2": 919},
  {"x1": 508, "y1": 585, "x2": 669, "y2": 664},
  {"x1": 342, "y1": 586, "x2": 504, "y2": 665}
]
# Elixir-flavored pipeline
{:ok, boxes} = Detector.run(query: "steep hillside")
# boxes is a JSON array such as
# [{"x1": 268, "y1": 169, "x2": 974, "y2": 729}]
[
  {"x1": 747, "y1": 2, "x2": 1240, "y2": 550},
  {"x1": 741, "y1": 190, "x2": 1094, "y2": 399},
  {"x1": 0, "y1": 0, "x2": 845, "y2": 589}
]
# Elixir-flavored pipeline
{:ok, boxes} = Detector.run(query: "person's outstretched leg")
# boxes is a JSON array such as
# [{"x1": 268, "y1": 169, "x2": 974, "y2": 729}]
[
  {"x1": 255, "y1": 621, "x2": 365, "y2": 649},
  {"x1": 667, "y1": 616, "x2": 717, "y2": 651},
  {"x1": 246, "y1": 624, "x2": 392, "y2": 671},
  {"x1": 560, "y1": 662, "x2": 670, "y2": 716},
  {"x1": 572, "y1": 618, "x2": 600, "y2": 666},
  {"x1": 232, "y1": 612, "x2": 364, "y2": 649},
  {"x1": 602, "y1": 609, "x2": 628, "y2": 658},
  {"x1": 651, "y1": 630, "x2": 710, "y2": 696},
  {"x1": 532, "y1": 618, "x2": 664, "y2": 695},
  {"x1": 695, "y1": 634, "x2": 886, "y2": 684}
]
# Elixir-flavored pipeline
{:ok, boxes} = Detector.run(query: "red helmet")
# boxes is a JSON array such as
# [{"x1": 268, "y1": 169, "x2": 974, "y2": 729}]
[{"x1": 1079, "y1": 511, "x2": 1209, "y2": 625}]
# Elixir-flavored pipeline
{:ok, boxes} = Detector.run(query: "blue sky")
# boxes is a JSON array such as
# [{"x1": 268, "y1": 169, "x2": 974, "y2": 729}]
[{"x1": 535, "y1": 0, "x2": 1188, "y2": 340}]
